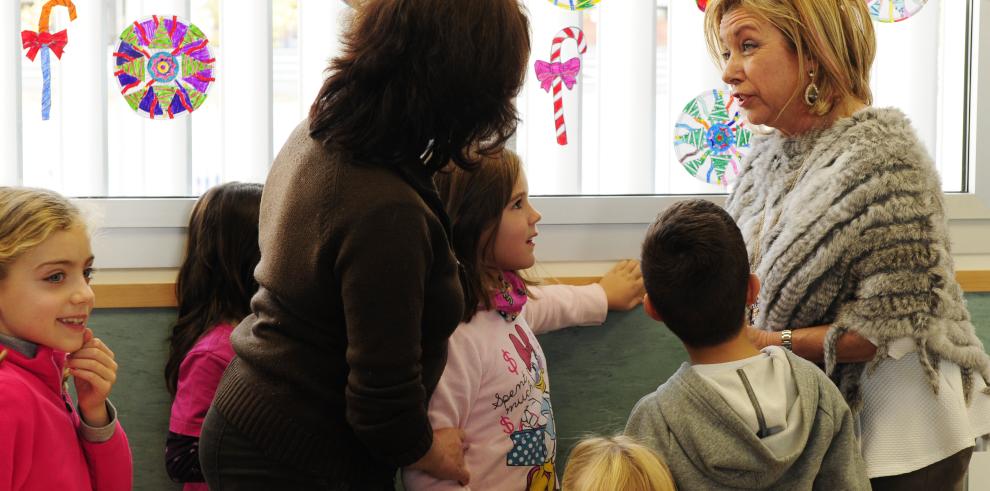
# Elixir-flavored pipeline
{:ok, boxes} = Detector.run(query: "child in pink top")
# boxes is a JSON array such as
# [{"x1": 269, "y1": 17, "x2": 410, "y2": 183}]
[
  {"x1": 402, "y1": 150, "x2": 645, "y2": 490},
  {"x1": 0, "y1": 187, "x2": 132, "y2": 490},
  {"x1": 164, "y1": 182, "x2": 263, "y2": 490}
]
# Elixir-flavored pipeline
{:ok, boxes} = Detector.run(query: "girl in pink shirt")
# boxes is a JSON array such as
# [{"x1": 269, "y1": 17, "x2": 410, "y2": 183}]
[
  {"x1": 402, "y1": 150, "x2": 645, "y2": 490},
  {"x1": 0, "y1": 187, "x2": 132, "y2": 491},
  {"x1": 164, "y1": 182, "x2": 263, "y2": 490}
]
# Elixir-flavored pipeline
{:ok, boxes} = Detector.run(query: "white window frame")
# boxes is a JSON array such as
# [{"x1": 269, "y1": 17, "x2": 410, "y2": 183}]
[{"x1": 7, "y1": 1, "x2": 990, "y2": 270}]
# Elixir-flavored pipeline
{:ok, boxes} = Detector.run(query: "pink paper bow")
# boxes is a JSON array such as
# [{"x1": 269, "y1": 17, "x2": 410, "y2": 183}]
[
  {"x1": 534, "y1": 57, "x2": 582, "y2": 92},
  {"x1": 21, "y1": 29, "x2": 69, "y2": 61}
]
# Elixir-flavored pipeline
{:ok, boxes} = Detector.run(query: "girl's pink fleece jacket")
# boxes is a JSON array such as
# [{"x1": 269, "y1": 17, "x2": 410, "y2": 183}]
[{"x1": 0, "y1": 344, "x2": 133, "y2": 490}]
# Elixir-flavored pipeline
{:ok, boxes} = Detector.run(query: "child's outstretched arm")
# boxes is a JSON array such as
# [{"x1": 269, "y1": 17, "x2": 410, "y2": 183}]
[
  {"x1": 597, "y1": 259, "x2": 645, "y2": 311},
  {"x1": 527, "y1": 260, "x2": 643, "y2": 334}
]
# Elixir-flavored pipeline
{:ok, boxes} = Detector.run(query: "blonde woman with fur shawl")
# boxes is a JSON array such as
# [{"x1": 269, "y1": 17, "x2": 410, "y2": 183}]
[{"x1": 703, "y1": 1, "x2": 990, "y2": 489}]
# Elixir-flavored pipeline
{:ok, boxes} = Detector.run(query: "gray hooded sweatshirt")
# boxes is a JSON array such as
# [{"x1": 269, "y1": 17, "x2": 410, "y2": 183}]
[{"x1": 625, "y1": 349, "x2": 869, "y2": 490}]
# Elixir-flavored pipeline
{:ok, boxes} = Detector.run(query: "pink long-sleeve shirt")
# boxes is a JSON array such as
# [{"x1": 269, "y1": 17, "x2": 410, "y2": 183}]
[
  {"x1": 403, "y1": 283, "x2": 607, "y2": 491},
  {"x1": 169, "y1": 323, "x2": 236, "y2": 438},
  {"x1": 169, "y1": 323, "x2": 236, "y2": 491},
  {"x1": 0, "y1": 344, "x2": 133, "y2": 491}
]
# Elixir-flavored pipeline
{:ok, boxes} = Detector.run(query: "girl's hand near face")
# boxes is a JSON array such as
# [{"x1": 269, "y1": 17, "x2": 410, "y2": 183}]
[
  {"x1": 68, "y1": 328, "x2": 118, "y2": 427},
  {"x1": 599, "y1": 259, "x2": 645, "y2": 311}
]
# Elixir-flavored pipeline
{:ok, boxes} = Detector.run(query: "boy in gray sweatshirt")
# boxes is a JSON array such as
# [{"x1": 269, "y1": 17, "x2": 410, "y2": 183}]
[{"x1": 625, "y1": 199, "x2": 869, "y2": 490}]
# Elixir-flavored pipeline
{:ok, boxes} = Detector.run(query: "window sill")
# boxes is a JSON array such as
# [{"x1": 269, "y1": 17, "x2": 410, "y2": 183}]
[{"x1": 91, "y1": 268, "x2": 990, "y2": 309}]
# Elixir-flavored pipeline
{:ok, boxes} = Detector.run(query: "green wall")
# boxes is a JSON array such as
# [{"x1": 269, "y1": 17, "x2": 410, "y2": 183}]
[{"x1": 91, "y1": 294, "x2": 990, "y2": 490}]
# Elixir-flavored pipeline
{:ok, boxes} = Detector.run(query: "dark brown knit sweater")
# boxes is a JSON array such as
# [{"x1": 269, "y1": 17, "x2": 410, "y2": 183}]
[{"x1": 211, "y1": 121, "x2": 464, "y2": 482}]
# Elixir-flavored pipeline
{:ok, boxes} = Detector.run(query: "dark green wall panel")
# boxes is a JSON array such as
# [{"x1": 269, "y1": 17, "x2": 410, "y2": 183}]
[{"x1": 89, "y1": 293, "x2": 990, "y2": 490}]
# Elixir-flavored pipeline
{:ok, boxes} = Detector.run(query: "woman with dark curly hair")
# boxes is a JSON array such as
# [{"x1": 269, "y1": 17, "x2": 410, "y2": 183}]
[{"x1": 198, "y1": 1, "x2": 531, "y2": 488}]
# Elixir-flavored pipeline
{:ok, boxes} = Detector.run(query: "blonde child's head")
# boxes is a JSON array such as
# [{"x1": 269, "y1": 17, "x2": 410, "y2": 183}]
[
  {"x1": 0, "y1": 187, "x2": 95, "y2": 353},
  {"x1": 0, "y1": 187, "x2": 84, "y2": 280},
  {"x1": 435, "y1": 148, "x2": 541, "y2": 322},
  {"x1": 563, "y1": 435, "x2": 676, "y2": 491}
]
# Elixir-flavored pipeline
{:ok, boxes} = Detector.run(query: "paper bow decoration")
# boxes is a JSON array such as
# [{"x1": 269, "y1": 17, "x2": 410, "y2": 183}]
[
  {"x1": 21, "y1": 30, "x2": 69, "y2": 61},
  {"x1": 21, "y1": 0, "x2": 78, "y2": 121},
  {"x1": 534, "y1": 58, "x2": 581, "y2": 92}
]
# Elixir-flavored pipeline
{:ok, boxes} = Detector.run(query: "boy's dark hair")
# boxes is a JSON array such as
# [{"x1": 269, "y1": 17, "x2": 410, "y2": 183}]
[
  {"x1": 308, "y1": 0, "x2": 531, "y2": 172},
  {"x1": 641, "y1": 199, "x2": 750, "y2": 348},
  {"x1": 435, "y1": 149, "x2": 533, "y2": 322},
  {"x1": 164, "y1": 182, "x2": 263, "y2": 397}
]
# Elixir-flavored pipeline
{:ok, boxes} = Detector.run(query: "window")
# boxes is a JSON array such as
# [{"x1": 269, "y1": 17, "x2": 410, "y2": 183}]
[
  {"x1": 3, "y1": 0, "x2": 970, "y2": 197},
  {"x1": 516, "y1": 0, "x2": 968, "y2": 195},
  {"x1": 1, "y1": 0, "x2": 988, "y2": 271},
  {"x1": 10, "y1": 0, "x2": 323, "y2": 196}
]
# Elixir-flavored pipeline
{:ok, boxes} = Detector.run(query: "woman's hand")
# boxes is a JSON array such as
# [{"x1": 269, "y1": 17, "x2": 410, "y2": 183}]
[
  {"x1": 68, "y1": 328, "x2": 118, "y2": 427},
  {"x1": 599, "y1": 259, "x2": 645, "y2": 311},
  {"x1": 408, "y1": 427, "x2": 470, "y2": 485}
]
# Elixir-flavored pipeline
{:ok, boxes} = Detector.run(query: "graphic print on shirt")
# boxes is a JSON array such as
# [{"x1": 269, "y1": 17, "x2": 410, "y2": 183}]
[{"x1": 493, "y1": 323, "x2": 558, "y2": 491}]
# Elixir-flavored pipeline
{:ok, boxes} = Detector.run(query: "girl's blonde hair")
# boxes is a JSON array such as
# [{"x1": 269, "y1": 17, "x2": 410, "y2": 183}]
[
  {"x1": 703, "y1": 0, "x2": 875, "y2": 116},
  {"x1": 0, "y1": 187, "x2": 83, "y2": 280},
  {"x1": 563, "y1": 435, "x2": 677, "y2": 491}
]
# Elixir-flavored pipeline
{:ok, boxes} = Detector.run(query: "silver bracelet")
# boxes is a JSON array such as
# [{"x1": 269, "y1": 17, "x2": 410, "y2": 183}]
[{"x1": 781, "y1": 329, "x2": 793, "y2": 351}]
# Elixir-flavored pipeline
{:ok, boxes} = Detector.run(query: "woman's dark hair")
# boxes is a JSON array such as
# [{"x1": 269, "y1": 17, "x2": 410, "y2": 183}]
[
  {"x1": 309, "y1": 0, "x2": 531, "y2": 172},
  {"x1": 436, "y1": 149, "x2": 532, "y2": 322},
  {"x1": 164, "y1": 182, "x2": 263, "y2": 397}
]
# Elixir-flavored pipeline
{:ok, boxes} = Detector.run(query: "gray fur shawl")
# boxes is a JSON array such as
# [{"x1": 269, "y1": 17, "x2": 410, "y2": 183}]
[{"x1": 725, "y1": 107, "x2": 990, "y2": 410}]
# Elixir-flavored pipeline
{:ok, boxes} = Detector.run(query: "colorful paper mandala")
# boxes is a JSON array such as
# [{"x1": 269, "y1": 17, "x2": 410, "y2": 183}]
[
  {"x1": 546, "y1": 0, "x2": 602, "y2": 11},
  {"x1": 867, "y1": 0, "x2": 928, "y2": 23},
  {"x1": 673, "y1": 89, "x2": 752, "y2": 187},
  {"x1": 113, "y1": 15, "x2": 214, "y2": 119}
]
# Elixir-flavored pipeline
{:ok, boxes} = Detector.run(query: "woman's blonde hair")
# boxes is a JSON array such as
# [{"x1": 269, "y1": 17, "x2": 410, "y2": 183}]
[
  {"x1": 562, "y1": 435, "x2": 677, "y2": 491},
  {"x1": 0, "y1": 187, "x2": 83, "y2": 280},
  {"x1": 703, "y1": 0, "x2": 875, "y2": 116}
]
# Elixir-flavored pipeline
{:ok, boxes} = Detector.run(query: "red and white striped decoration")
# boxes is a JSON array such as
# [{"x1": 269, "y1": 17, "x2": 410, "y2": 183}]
[{"x1": 549, "y1": 27, "x2": 586, "y2": 145}]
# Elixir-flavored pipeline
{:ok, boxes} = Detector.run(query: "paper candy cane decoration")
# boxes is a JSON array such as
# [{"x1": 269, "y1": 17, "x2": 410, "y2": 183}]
[
  {"x1": 21, "y1": 0, "x2": 78, "y2": 121},
  {"x1": 534, "y1": 27, "x2": 586, "y2": 146}
]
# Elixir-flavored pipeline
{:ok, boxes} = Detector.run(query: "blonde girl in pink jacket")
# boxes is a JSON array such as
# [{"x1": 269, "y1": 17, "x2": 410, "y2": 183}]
[{"x1": 0, "y1": 187, "x2": 132, "y2": 490}]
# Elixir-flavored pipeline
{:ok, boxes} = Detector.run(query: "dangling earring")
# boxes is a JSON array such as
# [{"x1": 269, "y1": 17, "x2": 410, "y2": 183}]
[
  {"x1": 747, "y1": 303, "x2": 760, "y2": 327},
  {"x1": 804, "y1": 70, "x2": 820, "y2": 106}
]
